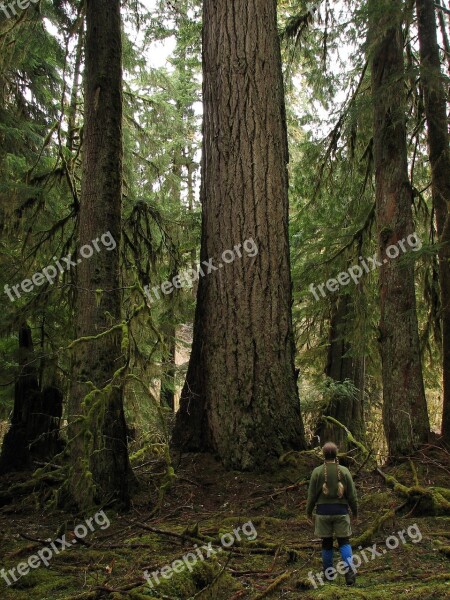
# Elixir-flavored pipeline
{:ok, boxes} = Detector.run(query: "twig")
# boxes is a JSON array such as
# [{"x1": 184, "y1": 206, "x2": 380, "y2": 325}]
[
  {"x1": 251, "y1": 571, "x2": 292, "y2": 599},
  {"x1": 121, "y1": 518, "x2": 209, "y2": 544},
  {"x1": 355, "y1": 449, "x2": 374, "y2": 476},
  {"x1": 19, "y1": 532, "x2": 50, "y2": 545}
]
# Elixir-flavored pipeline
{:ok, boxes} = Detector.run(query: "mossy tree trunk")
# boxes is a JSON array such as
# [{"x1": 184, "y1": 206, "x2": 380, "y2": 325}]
[
  {"x1": 316, "y1": 296, "x2": 366, "y2": 450},
  {"x1": 369, "y1": 0, "x2": 430, "y2": 456},
  {"x1": 173, "y1": 0, "x2": 306, "y2": 469},
  {"x1": 416, "y1": 0, "x2": 450, "y2": 444},
  {"x1": 67, "y1": 0, "x2": 130, "y2": 509}
]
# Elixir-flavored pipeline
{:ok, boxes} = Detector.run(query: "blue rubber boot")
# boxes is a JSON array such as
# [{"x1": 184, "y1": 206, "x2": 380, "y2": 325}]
[{"x1": 339, "y1": 543, "x2": 356, "y2": 585}]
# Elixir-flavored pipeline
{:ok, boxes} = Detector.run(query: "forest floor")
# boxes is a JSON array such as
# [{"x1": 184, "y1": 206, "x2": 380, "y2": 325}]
[{"x1": 0, "y1": 447, "x2": 449, "y2": 600}]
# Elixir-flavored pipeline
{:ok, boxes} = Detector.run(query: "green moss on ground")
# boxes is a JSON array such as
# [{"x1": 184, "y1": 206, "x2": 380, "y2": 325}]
[{"x1": 0, "y1": 451, "x2": 449, "y2": 599}]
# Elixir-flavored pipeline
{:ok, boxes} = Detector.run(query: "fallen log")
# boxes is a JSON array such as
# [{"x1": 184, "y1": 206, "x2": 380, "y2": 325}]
[{"x1": 376, "y1": 468, "x2": 450, "y2": 515}]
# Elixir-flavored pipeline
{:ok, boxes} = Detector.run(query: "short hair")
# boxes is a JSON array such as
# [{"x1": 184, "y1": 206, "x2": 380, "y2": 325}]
[{"x1": 322, "y1": 442, "x2": 338, "y2": 460}]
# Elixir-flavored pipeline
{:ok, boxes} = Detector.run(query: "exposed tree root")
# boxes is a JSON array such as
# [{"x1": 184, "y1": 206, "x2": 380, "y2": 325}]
[
  {"x1": 279, "y1": 448, "x2": 321, "y2": 463},
  {"x1": 0, "y1": 472, "x2": 63, "y2": 507},
  {"x1": 377, "y1": 468, "x2": 450, "y2": 515}
]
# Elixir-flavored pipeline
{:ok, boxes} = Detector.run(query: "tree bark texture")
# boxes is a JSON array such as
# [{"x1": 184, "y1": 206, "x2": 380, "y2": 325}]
[
  {"x1": 416, "y1": 0, "x2": 450, "y2": 444},
  {"x1": 316, "y1": 296, "x2": 366, "y2": 451},
  {"x1": 173, "y1": 0, "x2": 306, "y2": 469},
  {"x1": 68, "y1": 0, "x2": 130, "y2": 509},
  {"x1": 370, "y1": 0, "x2": 430, "y2": 456}
]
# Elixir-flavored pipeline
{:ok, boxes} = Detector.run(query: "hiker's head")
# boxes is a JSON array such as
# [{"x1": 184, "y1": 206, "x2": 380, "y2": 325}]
[
  {"x1": 322, "y1": 442, "x2": 338, "y2": 461},
  {"x1": 321, "y1": 442, "x2": 344, "y2": 498}
]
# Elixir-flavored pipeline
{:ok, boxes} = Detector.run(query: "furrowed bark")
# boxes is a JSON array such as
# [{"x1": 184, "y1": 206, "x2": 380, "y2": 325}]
[
  {"x1": 369, "y1": 0, "x2": 430, "y2": 456},
  {"x1": 67, "y1": 0, "x2": 130, "y2": 509},
  {"x1": 173, "y1": 0, "x2": 306, "y2": 468},
  {"x1": 416, "y1": 0, "x2": 450, "y2": 444}
]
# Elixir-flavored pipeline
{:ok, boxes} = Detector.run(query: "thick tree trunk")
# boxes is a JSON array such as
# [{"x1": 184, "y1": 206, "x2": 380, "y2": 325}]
[
  {"x1": 68, "y1": 0, "x2": 130, "y2": 509},
  {"x1": 0, "y1": 324, "x2": 63, "y2": 473},
  {"x1": 416, "y1": 0, "x2": 450, "y2": 444},
  {"x1": 316, "y1": 296, "x2": 366, "y2": 451},
  {"x1": 370, "y1": 0, "x2": 430, "y2": 456},
  {"x1": 173, "y1": 0, "x2": 306, "y2": 469}
]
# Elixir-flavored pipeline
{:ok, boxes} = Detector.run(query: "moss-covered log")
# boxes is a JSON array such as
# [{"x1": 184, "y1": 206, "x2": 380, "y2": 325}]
[{"x1": 377, "y1": 468, "x2": 450, "y2": 515}]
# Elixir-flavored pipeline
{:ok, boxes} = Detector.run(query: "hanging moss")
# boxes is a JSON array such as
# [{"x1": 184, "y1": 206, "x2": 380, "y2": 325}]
[
  {"x1": 66, "y1": 323, "x2": 124, "y2": 350},
  {"x1": 95, "y1": 288, "x2": 103, "y2": 307},
  {"x1": 121, "y1": 321, "x2": 130, "y2": 354}
]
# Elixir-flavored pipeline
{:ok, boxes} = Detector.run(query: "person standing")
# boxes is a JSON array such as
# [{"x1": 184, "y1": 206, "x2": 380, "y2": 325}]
[{"x1": 306, "y1": 442, "x2": 358, "y2": 586}]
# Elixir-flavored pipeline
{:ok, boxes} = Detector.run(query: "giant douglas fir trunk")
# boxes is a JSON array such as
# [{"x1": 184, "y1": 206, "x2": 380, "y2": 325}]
[
  {"x1": 173, "y1": 0, "x2": 306, "y2": 469},
  {"x1": 370, "y1": 0, "x2": 430, "y2": 456}
]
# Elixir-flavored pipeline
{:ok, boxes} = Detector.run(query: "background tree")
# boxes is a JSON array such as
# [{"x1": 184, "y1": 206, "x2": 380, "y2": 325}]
[
  {"x1": 0, "y1": 0, "x2": 73, "y2": 471},
  {"x1": 416, "y1": 0, "x2": 450, "y2": 444},
  {"x1": 280, "y1": 0, "x2": 375, "y2": 451},
  {"x1": 369, "y1": 0, "x2": 430, "y2": 455},
  {"x1": 0, "y1": 323, "x2": 63, "y2": 473},
  {"x1": 315, "y1": 296, "x2": 366, "y2": 450},
  {"x1": 67, "y1": 0, "x2": 131, "y2": 509}
]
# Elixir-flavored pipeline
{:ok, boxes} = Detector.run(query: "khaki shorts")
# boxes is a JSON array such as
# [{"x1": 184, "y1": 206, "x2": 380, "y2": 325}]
[{"x1": 314, "y1": 514, "x2": 352, "y2": 538}]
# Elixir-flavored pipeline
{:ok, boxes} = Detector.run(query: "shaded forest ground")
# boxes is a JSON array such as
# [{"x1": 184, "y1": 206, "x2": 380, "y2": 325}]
[{"x1": 0, "y1": 447, "x2": 449, "y2": 600}]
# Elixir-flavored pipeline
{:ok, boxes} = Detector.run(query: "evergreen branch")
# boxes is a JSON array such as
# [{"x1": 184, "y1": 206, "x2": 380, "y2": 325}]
[
  {"x1": 319, "y1": 201, "x2": 376, "y2": 266},
  {"x1": 307, "y1": 61, "x2": 369, "y2": 208}
]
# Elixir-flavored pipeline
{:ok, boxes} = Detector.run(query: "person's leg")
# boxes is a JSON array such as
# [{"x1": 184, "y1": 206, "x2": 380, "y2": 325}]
[
  {"x1": 337, "y1": 537, "x2": 356, "y2": 585},
  {"x1": 322, "y1": 536, "x2": 334, "y2": 577},
  {"x1": 337, "y1": 537, "x2": 353, "y2": 567},
  {"x1": 315, "y1": 515, "x2": 334, "y2": 582},
  {"x1": 335, "y1": 515, "x2": 356, "y2": 585}
]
